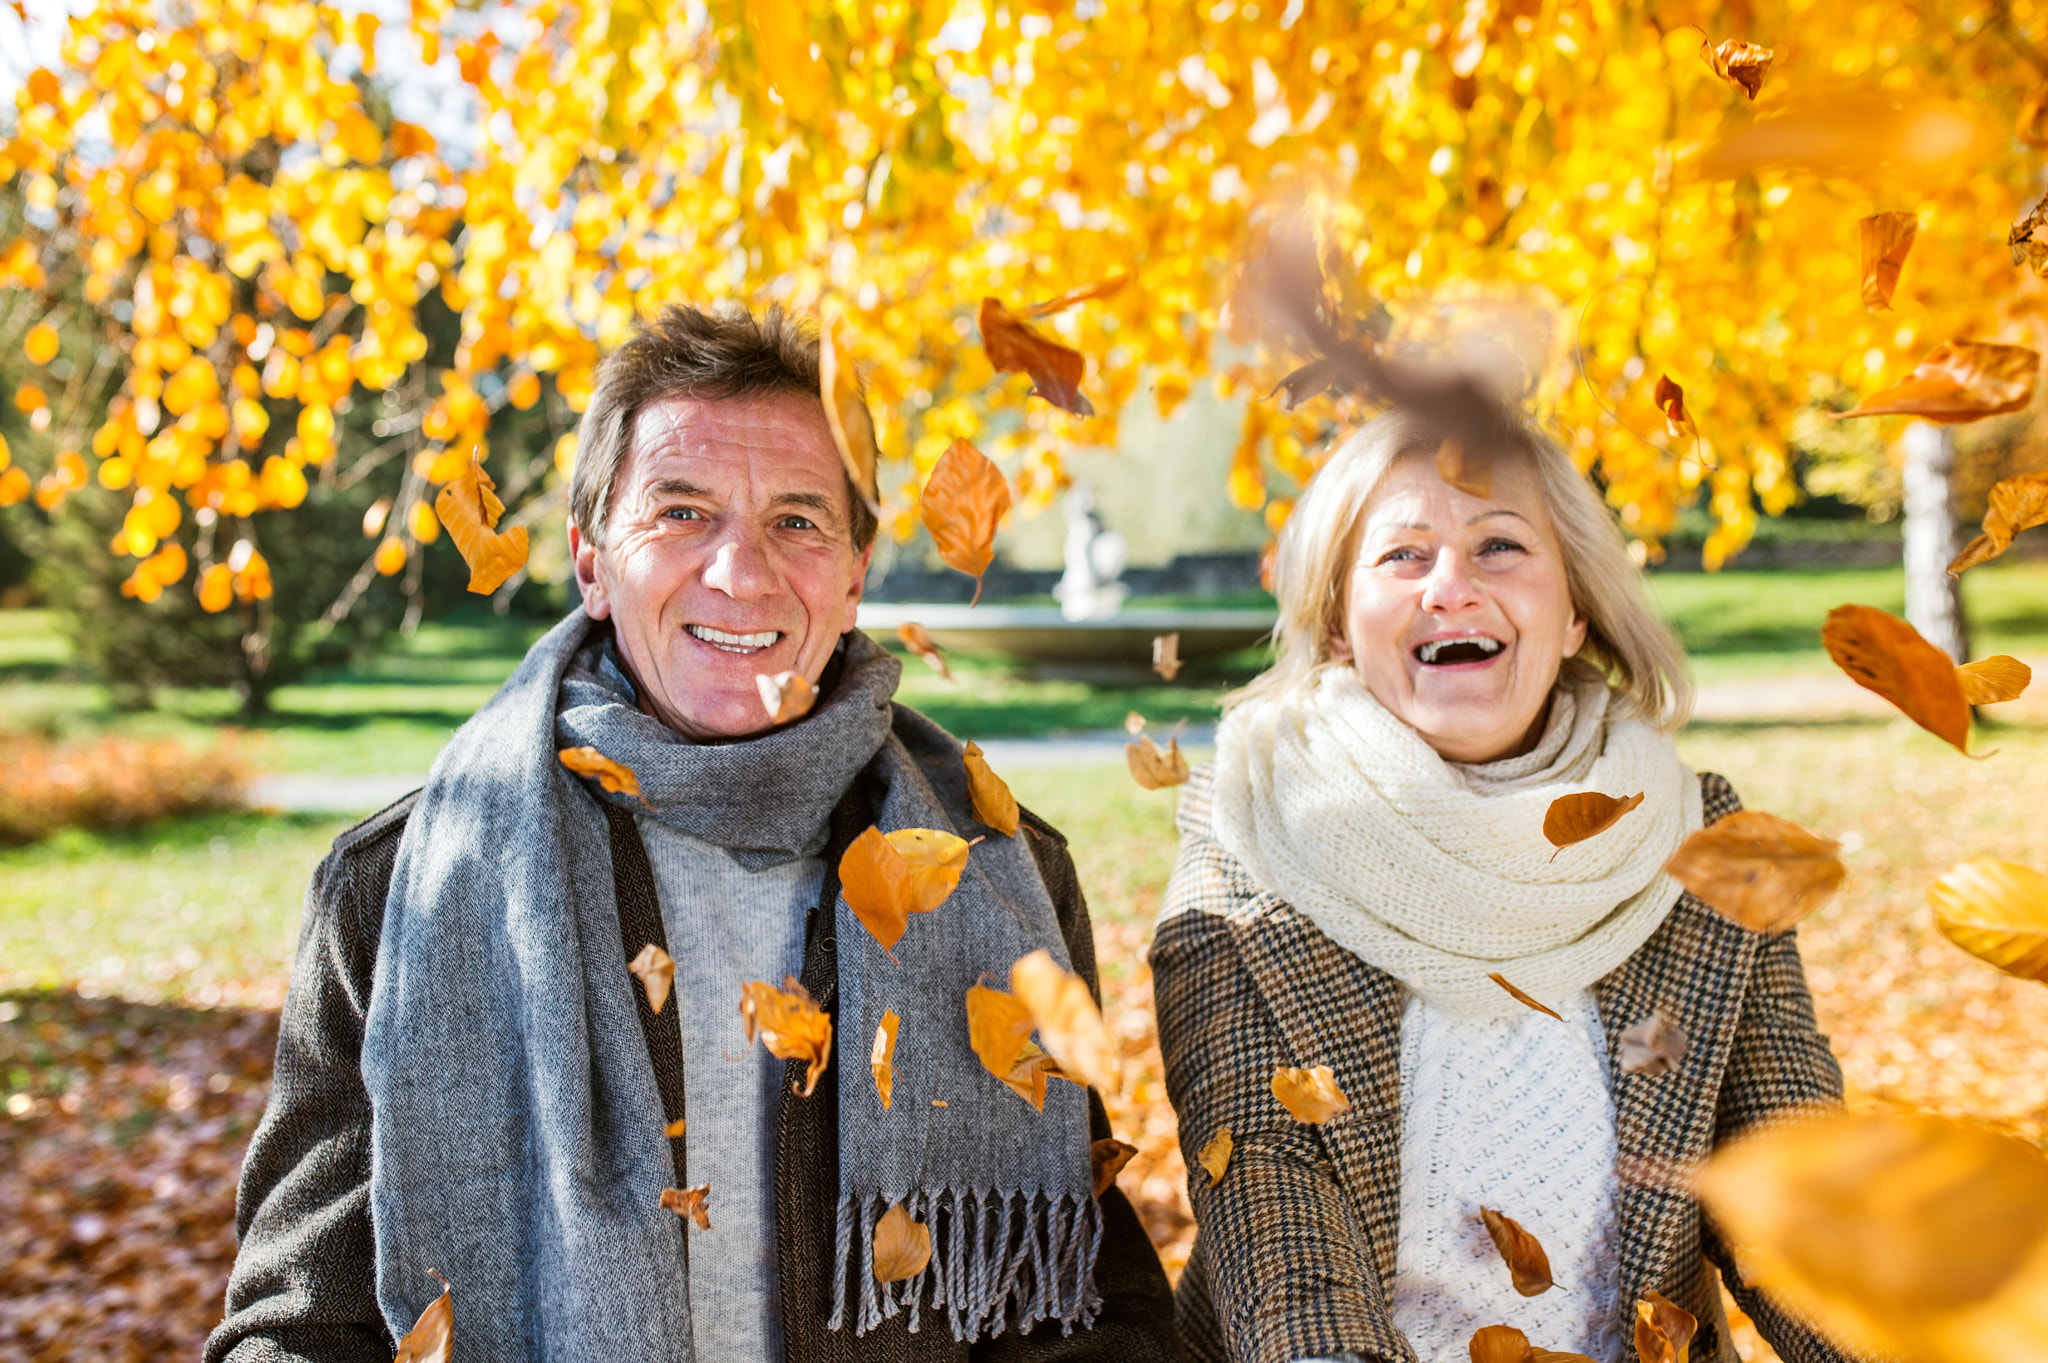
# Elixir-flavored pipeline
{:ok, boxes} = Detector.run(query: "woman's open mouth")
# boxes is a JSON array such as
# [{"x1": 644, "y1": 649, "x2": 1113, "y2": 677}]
[
  {"x1": 1412, "y1": 636, "x2": 1504, "y2": 667},
  {"x1": 687, "y1": 623, "x2": 782, "y2": 655}
]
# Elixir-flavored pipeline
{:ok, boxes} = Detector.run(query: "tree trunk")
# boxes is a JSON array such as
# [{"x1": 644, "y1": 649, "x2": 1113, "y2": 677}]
[{"x1": 1901, "y1": 421, "x2": 1969, "y2": 663}]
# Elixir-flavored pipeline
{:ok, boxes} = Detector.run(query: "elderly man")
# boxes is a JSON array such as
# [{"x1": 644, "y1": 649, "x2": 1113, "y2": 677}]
[{"x1": 207, "y1": 305, "x2": 1185, "y2": 1363}]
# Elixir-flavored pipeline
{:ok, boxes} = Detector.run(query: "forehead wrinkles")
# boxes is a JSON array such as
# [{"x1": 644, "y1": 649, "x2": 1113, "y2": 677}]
[{"x1": 619, "y1": 397, "x2": 839, "y2": 498}]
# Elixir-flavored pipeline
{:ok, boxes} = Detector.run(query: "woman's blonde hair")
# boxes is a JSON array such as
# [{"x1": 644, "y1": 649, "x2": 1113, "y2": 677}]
[{"x1": 1233, "y1": 407, "x2": 1695, "y2": 729}]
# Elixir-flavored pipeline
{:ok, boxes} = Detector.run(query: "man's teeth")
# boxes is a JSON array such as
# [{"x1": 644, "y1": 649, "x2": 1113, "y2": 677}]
[
  {"x1": 688, "y1": 624, "x2": 779, "y2": 652},
  {"x1": 1416, "y1": 637, "x2": 1503, "y2": 663}
]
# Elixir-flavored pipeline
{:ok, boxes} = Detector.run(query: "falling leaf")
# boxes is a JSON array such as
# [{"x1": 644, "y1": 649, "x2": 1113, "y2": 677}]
[
  {"x1": 1010, "y1": 948, "x2": 1119, "y2": 1091},
  {"x1": 820, "y1": 310, "x2": 881, "y2": 512},
  {"x1": 1268, "y1": 355, "x2": 1351, "y2": 410},
  {"x1": 963, "y1": 741, "x2": 1020, "y2": 836},
  {"x1": 1488, "y1": 973, "x2": 1564, "y2": 1021},
  {"x1": 1092, "y1": 1137, "x2": 1138, "y2": 1196},
  {"x1": 1704, "y1": 39, "x2": 1773, "y2": 99},
  {"x1": 1124, "y1": 711, "x2": 1147, "y2": 736},
  {"x1": 755, "y1": 670, "x2": 817, "y2": 725},
  {"x1": 433, "y1": 458, "x2": 529, "y2": 595},
  {"x1": 1948, "y1": 472, "x2": 2048, "y2": 575},
  {"x1": 978, "y1": 297, "x2": 1094, "y2": 416},
  {"x1": 745, "y1": 0, "x2": 822, "y2": 120},
  {"x1": 1002, "y1": 1039, "x2": 1068, "y2": 1110},
  {"x1": 965, "y1": 979, "x2": 1037, "y2": 1086},
  {"x1": 871, "y1": 1009, "x2": 899, "y2": 1110},
  {"x1": 1478, "y1": 1207, "x2": 1554, "y2": 1296},
  {"x1": 392, "y1": 1269, "x2": 453, "y2": 1363},
  {"x1": 1859, "y1": 213, "x2": 1918, "y2": 310},
  {"x1": 931, "y1": 1099, "x2": 947, "y2": 1107},
  {"x1": 1270, "y1": 1064, "x2": 1351, "y2": 1123},
  {"x1": 2021, "y1": 84, "x2": 2048, "y2": 147},
  {"x1": 558, "y1": 745, "x2": 654, "y2": 811},
  {"x1": 896, "y1": 622, "x2": 953, "y2": 681},
  {"x1": 1023, "y1": 274, "x2": 1129, "y2": 318},
  {"x1": 884, "y1": 828, "x2": 970, "y2": 916},
  {"x1": 840, "y1": 827, "x2": 915, "y2": 955},
  {"x1": 1618, "y1": 1008, "x2": 1689, "y2": 1077},
  {"x1": 1197, "y1": 1127, "x2": 1233, "y2": 1187},
  {"x1": 921, "y1": 439, "x2": 1012, "y2": 604},
  {"x1": 664, "y1": 1117, "x2": 687, "y2": 1138},
  {"x1": 1696, "y1": 92, "x2": 1986, "y2": 181},
  {"x1": 659, "y1": 1183, "x2": 712, "y2": 1229},
  {"x1": 23, "y1": 322, "x2": 59, "y2": 366},
  {"x1": 1665, "y1": 810, "x2": 1846, "y2": 933},
  {"x1": 1697, "y1": 1111, "x2": 2048, "y2": 1363},
  {"x1": 1956, "y1": 656, "x2": 2032, "y2": 705},
  {"x1": 1653, "y1": 376, "x2": 1691, "y2": 437},
  {"x1": 1468, "y1": 1324, "x2": 1597, "y2": 1363},
  {"x1": 1126, "y1": 734, "x2": 1190, "y2": 790},
  {"x1": 1543, "y1": 791, "x2": 1646, "y2": 858},
  {"x1": 1634, "y1": 1291, "x2": 1697, "y2": 1363},
  {"x1": 1927, "y1": 857, "x2": 2048, "y2": 983},
  {"x1": 873, "y1": 1204, "x2": 932, "y2": 1283},
  {"x1": 1436, "y1": 436, "x2": 1491, "y2": 497},
  {"x1": 1835, "y1": 342, "x2": 2039, "y2": 425},
  {"x1": 739, "y1": 975, "x2": 833, "y2": 1097},
  {"x1": 2011, "y1": 190, "x2": 2048, "y2": 279},
  {"x1": 1821, "y1": 604, "x2": 1972, "y2": 751},
  {"x1": 628, "y1": 943, "x2": 675, "y2": 1015},
  {"x1": 1152, "y1": 633, "x2": 1182, "y2": 681}
]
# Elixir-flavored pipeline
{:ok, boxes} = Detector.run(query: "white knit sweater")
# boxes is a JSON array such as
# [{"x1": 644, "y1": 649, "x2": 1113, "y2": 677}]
[{"x1": 1388, "y1": 988, "x2": 1624, "y2": 1363}]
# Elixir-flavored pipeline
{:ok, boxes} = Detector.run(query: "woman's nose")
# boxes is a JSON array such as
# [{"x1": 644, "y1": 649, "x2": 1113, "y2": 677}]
[
  {"x1": 701, "y1": 532, "x2": 773, "y2": 601},
  {"x1": 1419, "y1": 548, "x2": 1484, "y2": 613}
]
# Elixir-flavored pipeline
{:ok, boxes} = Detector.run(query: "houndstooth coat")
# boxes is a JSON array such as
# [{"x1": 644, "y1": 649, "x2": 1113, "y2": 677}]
[{"x1": 1150, "y1": 763, "x2": 1861, "y2": 1363}]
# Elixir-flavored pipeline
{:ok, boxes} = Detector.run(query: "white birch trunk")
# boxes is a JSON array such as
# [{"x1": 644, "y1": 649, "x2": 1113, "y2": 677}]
[{"x1": 1900, "y1": 421, "x2": 1969, "y2": 662}]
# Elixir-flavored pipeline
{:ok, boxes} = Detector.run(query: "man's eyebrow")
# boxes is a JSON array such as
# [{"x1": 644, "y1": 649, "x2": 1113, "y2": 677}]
[
  {"x1": 646, "y1": 477, "x2": 713, "y2": 499},
  {"x1": 772, "y1": 489, "x2": 844, "y2": 524}
]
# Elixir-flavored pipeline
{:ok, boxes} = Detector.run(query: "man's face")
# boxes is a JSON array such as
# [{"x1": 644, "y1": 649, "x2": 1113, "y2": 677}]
[{"x1": 570, "y1": 393, "x2": 872, "y2": 741}]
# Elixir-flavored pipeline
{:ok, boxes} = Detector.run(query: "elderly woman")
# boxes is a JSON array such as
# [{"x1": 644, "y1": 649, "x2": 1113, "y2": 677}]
[{"x1": 1151, "y1": 408, "x2": 1852, "y2": 1363}]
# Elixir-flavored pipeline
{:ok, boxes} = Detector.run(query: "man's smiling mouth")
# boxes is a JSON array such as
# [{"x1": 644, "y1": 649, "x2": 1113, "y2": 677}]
[
  {"x1": 1413, "y1": 636, "x2": 1504, "y2": 666},
  {"x1": 687, "y1": 624, "x2": 782, "y2": 654}
]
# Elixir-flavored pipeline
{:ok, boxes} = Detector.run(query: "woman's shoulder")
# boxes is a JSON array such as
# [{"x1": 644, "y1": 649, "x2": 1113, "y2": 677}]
[
  {"x1": 1698, "y1": 770, "x2": 1742, "y2": 825},
  {"x1": 1175, "y1": 759, "x2": 1218, "y2": 836}
]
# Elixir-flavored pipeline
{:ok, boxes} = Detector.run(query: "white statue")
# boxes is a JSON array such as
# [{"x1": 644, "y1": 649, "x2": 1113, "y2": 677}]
[{"x1": 1053, "y1": 485, "x2": 1127, "y2": 621}]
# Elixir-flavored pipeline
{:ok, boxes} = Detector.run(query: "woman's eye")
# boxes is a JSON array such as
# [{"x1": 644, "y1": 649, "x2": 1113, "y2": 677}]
[
  {"x1": 1374, "y1": 546, "x2": 1423, "y2": 565},
  {"x1": 1480, "y1": 537, "x2": 1526, "y2": 555}
]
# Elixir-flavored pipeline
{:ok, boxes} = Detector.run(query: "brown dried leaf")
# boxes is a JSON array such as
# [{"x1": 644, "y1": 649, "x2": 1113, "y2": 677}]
[
  {"x1": 755, "y1": 670, "x2": 817, "y2": 725},
  {"x1": 886, "y1": 828, "x2": 970, "y2": 915},
  {"x1": 1634, "y1": 1291, "x2": 1697, "y2": 1363},
  {"x1": 1618, "y1": 1008, "x2": 1689, "y2": 1077},
  {"x1": 1543, "y1": 791, "x2": 1646, "y2": 857},
  {"x1": 558, "y1": 745, "x2": 653, "y2": 811},
  {"x1": 1436, "y1": 436, "x2": 1491, "y2": 497},
  {"x1": 1152, "y1": 633, "x2": 1182, "y2": 682},
  {"x1": 1948, "y1": 471, "x2": 2048, "y2": 575},
  {"x1": 1197, "y1": 1127, "x2": 1233, "y2": 1187},
  {"x1": 1653, "y1": 375, "x2": 1691, "y2": 436},
  {"x1": 921, "y1": 439, "x2": 1012, "y2": 604},
  {"x1": 841, "y1": 826, "x2": 961, "y2": 956},
  {"x1": 873, "y1": 1204, "x2": 932, "y2": 1283},
  {"x1": 978, "y1": 297, "x2": 1094, "y2": 416},
  {"x1": 2012, "y1": 190, "x2": 2048, "y2": 279},
  {"x1": 820, "y1": 309, "x2": 881, "y2": 511},
  {"x1": 1023, "y1": 273, "x2": 1129, "y2": 319},
  {"x1": 1002, "y1": 1039, "x2": 1070, "y2": 1111},
  {"x1": 963, "y1": 741, "x2": 1020, "y2": 836},
  {"x1": 1705, "y1": 39, "x2": 1773, "y2": 99},
  {"x1": 1956, "y1": 655, "x2": 2032, "y2": 706},
  {"x1": 896, "y1": 621, "x2": 953, "y2": 681},
  {"x1": 659, "y1": 1183, "x2": 712, "y2": 1229},
  {"x1": 1835, "y1": 341, "x2": 2039, "y2": 425},
  {"x1": 1859, "y1": 213, "x2": 1918, "y2": 310},
  {"x1": 433, "y1": 459, "x2": 529, "y2": 595},
  {"x1": 739, "y1": 975, "x2": 832, "y2": 1097},
  {"x1": 1481, "y1": 1207, "x2": 1555, "y2": 1296},
  {"x1": 1489, "y1": 973, "x2": 1564, "y2": 1021},
  {"x1": 1267, "y1": 354, "x2": 1352, "y2": 410},
  {"x1": 1271, "y1": 1064, "x2": 1351, "y2": 1123},
  {"x1": 965, "y1": 979, "x2": 1037, "y2": 1087},
  {"x1": 1124, "y1": 710, "x2": 1146, "y2": 736},
  {"x1": 1822, "y1": 604, "x2": 1972, "y2": 750},
  {"x1": 1092, "y1": 1137, "x2": 1138, "y2": 1196},
  {"x1": 392, "y1": 1270, "x2": 453, "y2": 1363},
  {"x1": 871, "y1": 1009, "x2": 899, "y2": 1110},
  {"x1": 1928, "y1": 856, "x2": 2048, "y2": 982},
  {"x1": 627, "y1": 943, "x2": 675, "y2": 1015},
  {"x1": 1470, "y1": 1324, "x2": 1532, "y2": 1363},
  {"x1": 1665, "y1": 810, "x2": 1846, "y2": 933},
  {"x1": 1126, "y1": 735, "x2": 1189, "y2": 790},
  {"x1": 664, "y1": 1117, "x2": 687, "y2": 1138},
  {"x1": 1011, "y1": 948, "x2": 1119, "y2": 1092}
]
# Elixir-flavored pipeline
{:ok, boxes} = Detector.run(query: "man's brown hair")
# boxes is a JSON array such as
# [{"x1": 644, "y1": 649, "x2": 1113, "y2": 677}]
[{"x1": 569, "y1": 303, "x2": 879, "y2": 551}]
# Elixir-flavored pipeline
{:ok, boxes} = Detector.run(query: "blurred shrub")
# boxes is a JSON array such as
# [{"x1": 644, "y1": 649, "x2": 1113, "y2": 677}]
[{"x1": 0, "y1": 732, "x2": 249, "y2": 843}]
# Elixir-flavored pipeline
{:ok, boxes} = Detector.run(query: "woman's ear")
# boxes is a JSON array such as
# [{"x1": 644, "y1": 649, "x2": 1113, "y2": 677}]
[
  {"x1": 1326, "y1": 619, "x2": 1353, "y2": 663},
  {"x1": 1564, "y1": 608, "x2": 1589, "y2": 658}
]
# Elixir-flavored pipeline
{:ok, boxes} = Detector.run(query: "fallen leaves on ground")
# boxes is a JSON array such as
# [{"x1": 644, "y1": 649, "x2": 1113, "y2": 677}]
[
  {"x1": 1126, "y1": 734, "x2": 1190, "y2": 790},
  {"x1": 0, "y1": 730, "x2": 247, "y2": 844},
  {"x1": 739, "y1": 976, "x2": 832, "y2": 1097},
  {"x1": 1956, "y1": 656, "x2": 2032, "y2": 706},
  {"x1": 1480, "y1": 1207, "x2": 1554, "y2": 1296},
  {"x1": 962, "y1": 742, "x2": 1020, "y2": 837},
  {"x1": 1665, "y1": 810, "x2": 1847, "y2": 933},
  {"x1": 1618, "y1": 1009, "x2": 1688, "y2": 1077},
  {"x1": 896, "y1": 622, "x2": 953, "y2": 681},
  {"x1": 1949, "y1": 472, "x2": 2048, "y2": 575},
  {"x1": 1703, "y1": 39, "x2": 1773, "y2": 99},
  {"x1": 1927, "y1": 857, "x2": 2048, "y2": 982},
  {"x1": 1634, "y1": 1291, "x2": 1698, "y2": 1363},
  {"x1": 819, "y1": 310, "x2": 881, "y2": 511},
  {"x1": 920, "y1": 440, "x2": 1012, "y2": 605},
  {"x1": 1011, "y1": 949, "x2": 1120, "y2": 1092},
  {"x1": 659, "y1": 1184, "x2": 712, "y2": 1229},
  {"x1": 1821, "y1": 605, "x2": 1972, "y2": 752},
  {"x1": 1489, "y1": 973, "x2": 1564, "y2": 1020},
  {"x1": 1092, "y1": 1137, "x2": 1138, "y2": 1196},
  {"x1": 433, "y1": 459, "x2": 529, "y2": 596},
  {"x1": 1271, "y1": 1064, "x2": 1351, "y2": 1123},
  {"x1": 1543, "y1": 791, "x2": 1645, "y2": 858},
  {"x1": 1834, "y1": 341, "x2": 2039, "y2": 425},
  {"x1": 871, "y1": 1010, "x2": 899, "y2": 1110},
  {"x1": 978, "y1": 298, "x2": 1094, "y2": 416},
  {"x1": 1152, "y1": 634, "x2": 1182, "y2": 682},
  {"x1": 1197, "y1": 1127, "x2": 1233, "y2": 1188},
  {"x1": 755, "y1": 671, "x2": 817, "y2": 725},
  {"x1": 1859, "y1": 212, "x2": 1918, "y2": 310},
  {"x1": 872, "y1": 1204, "x2": 932, "y2": 1283},
  {"x1": 558, "y1": 746, "x2": 653, "y2": 809},
  {"x1": 391, "y1": 1269, "x2": 453, "y2": 1363},
  {"x1": 628, "y1": 943, "x2": 675, "y2": 1015},
  {"x1": 840, "y1": 827, "x2": 968, "y2": 956}
]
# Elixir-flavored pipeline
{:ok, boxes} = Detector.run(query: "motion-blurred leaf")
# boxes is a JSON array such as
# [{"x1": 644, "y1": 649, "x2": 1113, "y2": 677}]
[
  {"x1": 1634, "y1": 1291, "x2": 1696, "y2": 1363},
  {"x1": 1436, "y1": 436, "x2": 1491, "y2": 497},
  {"x1": 2011, "y1": 190, "x2": 2048, "y2": 278},
  {"x1": 1696, "y1": 92, "x2": 1986, "y2": 180},
  {"x1": 966, "y1": 979, "x2": 1036, "y2": 1087},
  {"x1": 979, "y1": 297, "x2": 1094, "y2": 416},
  {"x1": 1127, "y1": 734, "x2": 1189, "y2": 790},
  {"x1": 1152, "y1": 633, "x2": 1182, "y2": 682},
  {"x1": 1271, "y1": 1064, "x2": 1350, "y2": 1123},
  {"x1": 392, "y1": 1270, "x2": 453, "y2": 1363},
  {"x1": 756, "y1": 670, "x2": 817, "y2": 725},
  {"x1": 871, "y1": 1009, "x2": 899, "y2": 1110},
  {"x1": 1949, "y1": 472, "x2": 2048, "y2": 574},
  {"x1": 1860, "y1": 213, "x2": 1918, "y2": 310},
  {"x1": 1011, "y1": 948, "x2": 1119, "y2": 1092},
  {"x1": 1704, "y1": 39, "x2": 1773, "y2": 99},
  {"x1": 820, "y1": 310, "x2": 880, "y2": 511},
  {"x1": 1928, "y1": 857, "x2": 2048, "y2": 982},
  {"x1": 1489, "y1": 973, "x2": 1564, "y2": 1020},
  {"x1": 1665, "y1": 810, "x2": 1846, "y2": 933},
  {"x1": 558, "y1": 746, "x2": 652, "y2": 810},
  {"x1": 897, "y1": 622, "x2": 953, "y2": 681},
  {"x1": 1653, "y1": 376, "x2": 1691, "y2": 437},
  {"x1": 1618, "y1": 1008, "x2": 1688, "y2": 1077},
  {"x1": 1835, "y1": 342, "x2": 2038, "y2": 425}
]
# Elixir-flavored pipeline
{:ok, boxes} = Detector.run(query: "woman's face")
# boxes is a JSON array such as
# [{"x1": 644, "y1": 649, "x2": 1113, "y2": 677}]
[{"x1": 1334, "y1": 449, "x2": 1587, "y2": 764}]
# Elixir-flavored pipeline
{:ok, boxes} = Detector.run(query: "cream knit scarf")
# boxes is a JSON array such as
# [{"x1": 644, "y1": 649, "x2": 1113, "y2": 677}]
[{"x1": 1210, "y1": 665, "x2": 1703, "y2": 1019}]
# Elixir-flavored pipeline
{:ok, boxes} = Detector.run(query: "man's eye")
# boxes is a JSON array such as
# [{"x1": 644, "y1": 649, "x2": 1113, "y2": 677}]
[
  {"x1": 662, "y1": 506, "x2": 704, "y2": 521},
  {"x1": 778, "y1": 515, "x2": 818, "y2": 530}
]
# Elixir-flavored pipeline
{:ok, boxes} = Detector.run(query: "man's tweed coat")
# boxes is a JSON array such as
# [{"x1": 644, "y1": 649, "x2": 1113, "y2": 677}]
[{"x1": 1150, "y1": 763, "x2": 1859, "y2": 1363}]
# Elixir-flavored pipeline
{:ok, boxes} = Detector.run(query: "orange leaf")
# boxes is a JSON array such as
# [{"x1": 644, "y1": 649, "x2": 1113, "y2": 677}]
[
  {"x1": 1927, "y1": 856, "x2": 2048, "y2": 982},
  {"x1": 920, "y1": 439, "x2": 1012, "y2": 604},
  {"x1": 1665, "y1": 810, "x2": 1846, "y2": 933},
  {"x1": 1860, "y1": 213, "x2": 1918, "y2": 310},
  {"x1": 1488, "y1": 973, "x2": 1564, "y2": 1020},
  {"x1": 1152, "y1": 633, "x2": 1182, "y2": 682},
  {"x1": 1835, "y1": 342, "x2": 2039, "y2": 425},
  {"x1": 1704, "y1": 39, "x2": 1773, "y2": 99},
  {"x1": 1091, "y1": 1137, "x2": 1138, "y2": 1197},
  {"x1": 664, "y1": 1117, "x2": 687, "y2": 1138},
  {"x1": 755, "y1": 670, "x2": 817, "y2": 725},
  {"x1": 1957, "y1": 655, "x2": 2031, "y2": 705},
  {"x1": 1124, "y1": 711, "x2": 1147, "y2": 736},
  {"x1": 885, "y1": 828, "x2": 970, "y2": 915},
  {"x1": 1653, "y1": 375, "x2": 1691, "y2": 436},
  {"x1": 1634, "y1": 1291, "x2": 1697, "y2": 1363},
  {"x1": 659, "y1": 1183, "x2": 712, "y2": 1229},
  {"x1": 558, "y1": 745, "x2": 653, "y2": 810},
  {"x1": 963, "y1": 741, "x2": 1020, "y2": 837},
  {"x1": 1480, "y1": 1207, "x2": 1555, "y2": 1296},
  {"x1": 1126, "y1": 734, "x2": 1189, "y2": 790},
  {"x1": 965, "y1": 978, "x2": 1036, "y2": 1086},
  {"x1": 896, "y1": 622, "x2": 953, "y2": 681},
  {"x1": 1271, "y1": 1064, "x2": 1351, "y2": 1123},
  {"x1": 1197, "y1": 1127, "x2": 1233, "y2": 1187},
  {"x1": 1002, "y1": 1039, "x2": 1064, "y2": 1110},
  {"x1": 2021, "y1": 84, "x2": 2048, "y2": 148},
  {"x1": 1542, "y1": 791, "x2": 1645, "y2": 857},
  {"x1": 978, "y1": 297, "x2": 1094, "y2": 416},
  {"x1": 1023, "y1": 273, "x2": 1129, "y2": 319},
  {"x1": 392, "y1": 1269, "x2": 453, "y2": 1363},
  {"x1": 1948, "y1": 472, "x2": 2048, "y2": 575},
  {"x1": 1821, "y1": 604, "x2": 1971, "y2": 750},
  {"x1": 1435, "y1": 435, "x2": 1491, "y2": 497},
  {"x1": 627, "y1": 943, "x2": 675, "y2": 1015},
  {"x1": 819, "y1": 310, "x2": 880, "y2": 512},
  {"x1": 739, "y1": 975, "x2": 832, "y2": 1097},
  {"x1": 871, "y1": 1009, "x2": 899, "y2": 1110},
  {"x1": 433, "y1": 458, "x2": 529, "y2": 594},
  {"x1": 841, "y1": 826, "x2": 915, "y2": 954},
  {"x1": 872, "y1": 1204, "x2": 932, "y2": 1283},
  {"x1": 1618, "y1": 1008, "x2": 1688, "y2": 1076},
  {"x1": 745, "y1": 0, "x2": 824, "y2": 121},
  {"x1": 1010, "y1": 948, "x2": 1119, "y2": 1092},
  {"x1": 1470, "y1": 1324, "x2": 1532, "y2": 1363},
  {"x1": 2011, "y1": 190, "x2": 2048, "y2": 279}
]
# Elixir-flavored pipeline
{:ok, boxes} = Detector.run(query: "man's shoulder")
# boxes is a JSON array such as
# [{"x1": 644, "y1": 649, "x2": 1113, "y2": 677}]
[{"x1": 328, "y1": 787, "x2": 422, "y2": 864}]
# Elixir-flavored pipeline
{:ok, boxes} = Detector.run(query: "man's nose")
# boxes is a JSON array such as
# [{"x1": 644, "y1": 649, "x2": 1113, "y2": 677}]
[
  {"x1": 1419, "y1": 548, "x2": 1484, "y2": 613},
  {"x1": 701, "y1": 531, "x2": 773, "y2": 601}
]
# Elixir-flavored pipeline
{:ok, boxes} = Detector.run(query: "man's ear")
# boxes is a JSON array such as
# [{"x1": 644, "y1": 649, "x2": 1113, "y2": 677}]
[{"x1": 570, "y1": 520, "x2": 611, "y2": 621}]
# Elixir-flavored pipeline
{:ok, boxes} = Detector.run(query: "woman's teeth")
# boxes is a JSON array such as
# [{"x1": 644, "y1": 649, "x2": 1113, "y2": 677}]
[
  {"x1": 688, "y1": 624, "x2": 779, "y2": 653},
  {"x1": 1415, "y1": 637, "x2": 1503, "y2": 664}
]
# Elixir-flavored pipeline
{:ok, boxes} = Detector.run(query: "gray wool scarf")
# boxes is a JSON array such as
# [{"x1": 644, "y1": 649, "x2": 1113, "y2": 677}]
[{"x1": 361, "y1": 610, "x2": 1101, "y2": 1360}]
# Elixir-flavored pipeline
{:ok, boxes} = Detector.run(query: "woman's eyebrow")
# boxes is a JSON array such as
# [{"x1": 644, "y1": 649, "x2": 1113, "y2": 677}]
[{"x1": 1467, "y1": 509, "x2": 1533, "y2": 527}]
